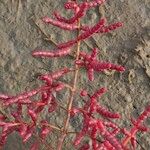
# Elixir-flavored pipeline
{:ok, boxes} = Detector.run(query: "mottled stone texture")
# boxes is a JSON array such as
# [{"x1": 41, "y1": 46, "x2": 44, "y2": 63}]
[{"x1": 0, "y1": 0, "x2": 150, "y2": 150}]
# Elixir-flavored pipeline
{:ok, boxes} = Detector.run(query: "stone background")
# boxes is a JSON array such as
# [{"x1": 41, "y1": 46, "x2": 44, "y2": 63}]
[{"x1": 0, "y1": 0, "x2": 150, "y2": 149}]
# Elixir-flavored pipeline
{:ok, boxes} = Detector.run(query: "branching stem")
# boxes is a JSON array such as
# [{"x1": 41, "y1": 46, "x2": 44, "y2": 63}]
[
  {"x1": 122, "y1": 127, "x2": 137, "y2": 148},
  {"x1": 56, "y1": 19, "x2": 81, "y2": 150}
]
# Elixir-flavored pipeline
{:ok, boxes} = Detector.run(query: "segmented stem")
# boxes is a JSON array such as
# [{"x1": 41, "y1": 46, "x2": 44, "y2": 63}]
[{"x1": 57, "y1": 19, "x2": 81, "y2": 150}]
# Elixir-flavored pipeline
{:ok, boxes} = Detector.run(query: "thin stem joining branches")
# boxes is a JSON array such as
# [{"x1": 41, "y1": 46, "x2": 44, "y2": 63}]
[{"x1": 56, "y1": 19, "x2": 81, "y2": 150}]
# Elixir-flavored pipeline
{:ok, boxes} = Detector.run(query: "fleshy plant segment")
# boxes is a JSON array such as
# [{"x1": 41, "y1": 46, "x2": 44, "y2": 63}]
[{"x1": 0, "y1": 0, "x2": 149, "y2": 150}]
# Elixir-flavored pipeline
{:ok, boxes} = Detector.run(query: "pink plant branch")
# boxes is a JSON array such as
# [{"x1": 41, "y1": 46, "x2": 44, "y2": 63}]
[
  {"x1": 122, "y1": 105, "x2": 150, "y2": 149},
  {"x1": 57, "y1": 18, "x2": 106, "y2": 49},
  {"x1": 98, "y1": 22, "x2": 123, "y2": 33},
  {"x1": 54, "y1": 2, "x2": 87, "y2": 24},
  {"x1": 32, "y1": 47, "x2": 71, "y2": 58},
  {"x1": 42, "y1": 16, "x2": 80, "y2": 31},
  {"x1": 39, "y1": 67, "x2": 70, "y2": 82},
  {"x1": 64, "y1": 1, "x2": 78, "y2": 10},
  {"x1": 0, "y1": 0, "x2": 149, "y2": 149},
  {"x1": 3, "y1": 86, "x2": 50, "y2": 106},
  {"x1": 70, "y1": 87, "x2": 124, "y2": 149},
  {"x1": 85, "y1": 0, "x2": 106, "y2": 8},
  {"x1": 0, "y1": 94, "x2": 11, "y2": 100},
  {"x1": 76, "y1": 48, "x2": 125, "y2": 81}
]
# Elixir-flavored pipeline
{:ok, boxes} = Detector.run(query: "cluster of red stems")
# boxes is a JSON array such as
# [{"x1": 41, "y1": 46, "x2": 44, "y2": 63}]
[{"x1": 0, "y1": 0, "x2": 149, "y2": 150}]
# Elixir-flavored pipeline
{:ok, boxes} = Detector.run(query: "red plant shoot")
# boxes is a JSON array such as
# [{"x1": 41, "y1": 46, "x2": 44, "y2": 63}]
[{"x1": 0, "y1": 0, "x2": 149, "y2": 150}]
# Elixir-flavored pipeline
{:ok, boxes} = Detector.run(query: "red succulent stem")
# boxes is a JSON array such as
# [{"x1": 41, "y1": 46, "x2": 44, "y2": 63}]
[
  {"x1": 0, "y1": 1, "x2": 149, "y2": 150},
  {"x1": 122, "y1": 127, "x2": 137, "y2": 148},
  {"x1": 122, "y1": 105, "x2": 150, "y2": 148}
]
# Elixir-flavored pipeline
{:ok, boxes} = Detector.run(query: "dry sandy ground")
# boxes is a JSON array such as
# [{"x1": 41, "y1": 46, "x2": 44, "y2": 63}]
[{"x1": 0, "y1": 0, "x2": 150, "y2": 149}]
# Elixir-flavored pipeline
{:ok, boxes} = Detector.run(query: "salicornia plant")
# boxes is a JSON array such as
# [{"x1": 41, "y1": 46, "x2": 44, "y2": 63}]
[{"x1": 0, "y1": 0, "x2": 149, "y2": 150}]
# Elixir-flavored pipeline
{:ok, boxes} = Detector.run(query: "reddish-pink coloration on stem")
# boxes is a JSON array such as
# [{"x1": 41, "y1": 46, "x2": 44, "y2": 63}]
[
  {"x1": 0, "y1": 94, "x2": 11, "y2": 100},
  {"x1": 57, "y1": 18, "x2": 105, "y2": 49},
  {"x1": 23, "y1": 126, "x2": 35, "y2": 143},
  {"x1": 28, "y1": 109, "x2": 37, "y2": 123},
  {"x1": 109, "y1": 63, "x2": 125, "y2": 72},
  {"x1": 122, "y1": 105, "x2": 150, "y2": 149},
  {"x1": 32, "y1": 47, "x2": 71, "y2": 58},
  {"x1": 85, "y1": 0, "x2": 106, "y2": 8},
  {"x1": 96, "y1": 105, "x2": 121, "y2": 119},
  {"x1": 0, "y1": 115, "x2": 7, "y2": 121},
  {"x1": 42, "y1": 16, "x2": 79, "y2": 30},
  {"x1": 3, "y1": 86, "x2": 50, "y2": 106},
  {"x1": 71, "y1": 87, "x2": 124, "y2": 149},
  {"x1": 98, "y1": 22, "x2": 123, "y2": 33},
  {"x1": 39, "y1": 68, "x2": 70, "y2": 85},
  {"x1": 54, "y1": 2, "x2": 87, "y2": 24},
  {"x1": 54, "y1": 3, "x2": 87, "y2": 24},
  {"x1": 52, "y1": 82, "x2": 65, "y2": 91},
  {"x1": 76, "y1": 48, "x2": 125, "y2": 81},
  {"x1": 79, "y1": 143, "x2": 90, "y2": 150},
  {"x1": 51, "y1": 68, "x2": 70, "y2": 80},
  {"x1": 81, "y1": 22, "x2": 123, "y2": 35},
  {"x1": 30, "y1": 142, "x2": 39, "y2": 150},
  {"x1": 80, "y1": 90, "x2": 88, "y2": 97},
  {"x1": 91, "y1": 87, "x2": 107, "y2": 99},
  {"x1": 101, "y1": 140, "x2": 115, "y2": 150},
  {"x1": 0, "y1": 0, "x2": 149, "y2": 149},
  {"x1": 19, "y1": 124, "x2": 28, "y2": 139},
  {"x1": 101, "y1": 129, "x2": 124, "y2": 150},
  {"x1": 131, "y1": 117, "x2": 149, "y2": 132},
  {"x1": 48, "y1": 95, "x2": 58, "y2": 113},
  {"x1": 87, "y1": 68, "x2": 94, "y2": 81},
  {"x1": 64, "y1": 1, "x2": 78, "y2": 10},
  {"x1": 40, "y1": 121, "x2": 52, "y2": 139}
]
